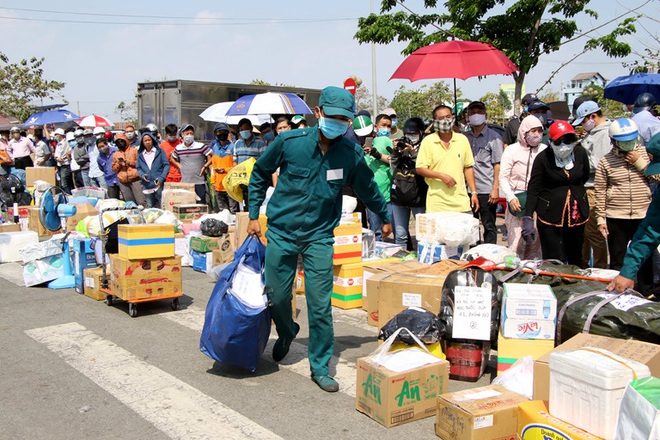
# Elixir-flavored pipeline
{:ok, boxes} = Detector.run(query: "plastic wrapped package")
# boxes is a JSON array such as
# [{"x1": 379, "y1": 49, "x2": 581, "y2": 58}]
[
  {"x1": 491, "y1": 355, "x2": 534, "y2": 399},
  {"x1": 461, "y1": 243, "x2": 518, "y2": 265},
  {"x1": 415, "y1": 212, "x2": 480, "y2": 246},
  {"x1": 200, "y1": 218, "x2": 229, "y2": 237},
  {"x1": 19, "y1": 238, "x2": 63, "y2": 263},
  {"x1": 378, "y1": 307, "x2": 441, "y2": 344},
  {"x1": 194, "y1": 210, "x2": 234, "y2": 226}
]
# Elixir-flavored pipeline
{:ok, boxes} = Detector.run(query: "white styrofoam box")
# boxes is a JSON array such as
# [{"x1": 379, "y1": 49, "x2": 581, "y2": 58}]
[
  {"x1": 417, "y1": 241, "x2": 462, "y2": 264},
  {"x1": 501, "y1": 283, "x2": 556, "y2": 339},
  {"x1": 549, "y1": 348, "x2": 651, "y2": 440},
  {"x1": 500, "y1": 318, "x2": 556, "y2": 340},
  {"x1": 19, "y1": 239, "x2": 63, "y2": 263},
  {"x1": 0, "y1": 231, "x2": 39, "y2": 263},
  {"x1": 415, "y1": 212, "x2": 479, "y2": 246},
  {"x1": 23, "y1": 254, "x2": 65, "y2": 287}
]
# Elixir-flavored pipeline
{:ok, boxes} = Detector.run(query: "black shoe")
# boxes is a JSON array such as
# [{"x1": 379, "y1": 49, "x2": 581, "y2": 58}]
[
  {"x1": 311, "y1": 375, "x2": 339, "y2": 392},
  {"x1": 273, "y1": 322, "x2": 300, "y2": 362}
]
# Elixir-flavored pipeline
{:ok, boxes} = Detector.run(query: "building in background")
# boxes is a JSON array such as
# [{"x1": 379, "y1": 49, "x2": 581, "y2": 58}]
[{"x1": 562, "y1": 72, "x2": 607, "y2": 110}]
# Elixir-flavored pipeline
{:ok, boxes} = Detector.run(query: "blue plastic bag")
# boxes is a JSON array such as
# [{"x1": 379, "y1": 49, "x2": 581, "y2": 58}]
[{"x1": 200, "y1": 235, "x2": 271, "y2": 372}]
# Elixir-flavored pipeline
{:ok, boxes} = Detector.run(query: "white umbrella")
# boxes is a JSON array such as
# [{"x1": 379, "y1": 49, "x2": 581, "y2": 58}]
[
  {"x1": 225, "y1": 92, "x2": 312, "y2": 115},
  {"x1": 199, "y1": 102, "x2": 272, "y2": 126},
  {"x1": 78, "y1": 114, "x2": 113, "y2": 127}
]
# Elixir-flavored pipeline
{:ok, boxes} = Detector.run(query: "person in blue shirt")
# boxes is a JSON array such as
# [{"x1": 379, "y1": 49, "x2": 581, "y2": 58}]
[
  {"x1": 136, "y1": 132, "x2": 170, "y2": 208},
  {"x1": 97, "y1": 138, "x2": 120, "y2": 199},
  {"x1": 247, "y1": 86, "x2": 391, "y2": 392}
]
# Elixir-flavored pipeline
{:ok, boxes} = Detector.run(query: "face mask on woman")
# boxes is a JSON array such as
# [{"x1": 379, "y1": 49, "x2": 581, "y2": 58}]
[{"x1": 525, "y1": 132, "x2": 542, "y2": 147}]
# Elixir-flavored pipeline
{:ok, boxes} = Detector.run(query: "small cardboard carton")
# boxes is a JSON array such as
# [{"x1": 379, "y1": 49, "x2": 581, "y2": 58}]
[
  {"x1": 533, "y1": 332, "x2": 660, "y2": 401},
  {"x1": 501, "y1": 283, "x2": 556, "y2": 339},
  {"x1": 356, "y1": 353, "x2": 450, "y2": 428},
  {"x1": 211, "y1": 235, "x2": 235, "y2": 266},
  {"x1": 109, "y1": 254, "x2": 182, "y2": 301},
  {"x1": 333, "y1": 221, "x2": 362, "y2": 265},
  {"x1": 172, "y1": 204, "x2": 208, "y2": 223},
  {"x1": 83, "y1": 267, "x2": 106, "y2": 300},
  {"x1": 497, "y1": 330, "x2": 554, "y2": 374},
  {"x1": 27, "y1": 207, "x2": 55, "y2": 236},
  {"x1": 189, "y1": 235, "x2": 223, "y2": 253},
  {"x1": 161, "y1": 182, "x2": 196, "y2": 212},
  {"x1": 517, "y1": 400, "x2": 604, "y2": 440},
  {"x1": 65, "y1": 202, "x2": 97, "y2": 232},
  {"x1": 435, "y1": 385, "x2": 529, "y2": 440},
  {"x1": 26, "y1": 167, "x2": 57, "y2": 186},
  {"x1": 0, "y1": 223, "x2": 21, "y2": 233}
]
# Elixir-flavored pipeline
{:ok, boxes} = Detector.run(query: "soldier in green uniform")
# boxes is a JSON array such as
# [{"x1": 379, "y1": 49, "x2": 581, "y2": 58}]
[{"x1": 247, "y1": 86, "x2": 392, "y2": 392}]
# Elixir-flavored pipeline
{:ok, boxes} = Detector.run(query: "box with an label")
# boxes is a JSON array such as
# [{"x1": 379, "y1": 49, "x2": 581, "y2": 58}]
[
  {"x1": 26, "y1": 167, "x2": 57, "y2": 186},
  {"x1": 172, "y1": 204, "x2": 208, "y2": 223},
  {"x1": 22, "y1": 254, "x2": 65, "y2": 287},
  {"x1": 83, "y1": 266, "x2": 106, "y2": 300},
  {"x1": 161, "y1": 182, "x2": 197, "y2": 212},
  {"x1": 497, "y1": 330, "x2": 554, "y2": 374},
  {"x1": 72, "y1": 237, "x2": 98, "y2": 293},
  {"x1": 189, "y1": 235, "x2": 220, "y2": 253},
  {"x1": 501, "y1": 283, "x2": 556, "y2": 339},
  {"x1": 362, "y1": 260, "x2": 428, "y2": 316},
  {"x1": 109, "y1": 254, "x2": 182, "y2": 301},
  {"x1": 435, "y1": 385, "x2": 529, "y2": 440},
  {"x1": 533, "y1": 333, "x2": 660, "y2": 402},
  {"x1": 333, "y1": 222, "x2": 362, "y2": 265},
  {"x1": 7, "y1": 205, "x2": 29, "y2": 219},
  {"x1": 356, "y1": 353, "x2": 449, "y2": 428},
  {"x1": 549, "y1": 348, "x2": 650, "y2": 439},
  {"x1": 0, "y1": 230, "x2": 39, "y2": 263},
  {"x1": 118, "y1": 224, "x2": 175, "y2": 260},
  {"x1": 517, "y1": 400, "x2": 605, "y2": 440},
  {"x1": 377, "y1": 272, "x2": 448, "y2": 330},
  {"x1": 417, "y1": 241, "x2": 462, "y2": 264},
  {"x1": 27, "y1": 207, "x2": 55, "y2": 236},
  {"x1": 374, "y1": 242, "x2": 402, "y2": 258}
]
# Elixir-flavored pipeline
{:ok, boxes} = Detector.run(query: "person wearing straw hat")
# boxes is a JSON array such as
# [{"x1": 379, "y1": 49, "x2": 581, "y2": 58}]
[{"x1": 247, "y1": 86, "x2": 391, "y2": 392}]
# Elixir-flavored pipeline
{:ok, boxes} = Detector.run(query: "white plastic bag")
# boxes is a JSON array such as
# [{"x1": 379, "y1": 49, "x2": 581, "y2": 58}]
[
  {"x1": 368, "y1": 327, "x2": 443, "y2": 373},
  {"x1": 461, "y1": 243, "x2": 518, "y2": 265},
  {"x1": 491, "y1": 355, "x2": 534, "y2": 399}
]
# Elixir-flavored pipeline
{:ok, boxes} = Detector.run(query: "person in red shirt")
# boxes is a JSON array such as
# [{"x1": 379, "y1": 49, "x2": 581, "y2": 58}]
[{"x1": 159, "y1": 124, "x2": 182, "y2": 182}]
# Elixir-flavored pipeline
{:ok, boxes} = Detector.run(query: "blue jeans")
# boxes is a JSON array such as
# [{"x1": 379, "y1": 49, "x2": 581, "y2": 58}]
[
  {"x1": 144, "y1": 186, "x2": 163, "y2": 209},
  {"x1": 391, "y1": 204, "x2": 425, "y2": 249},
  {"x1": 367, "y1": 203, "x2": 394, "y2": 242},
  {"x1": 90, "y1": 175, "x2": 107, "y2": 189}
]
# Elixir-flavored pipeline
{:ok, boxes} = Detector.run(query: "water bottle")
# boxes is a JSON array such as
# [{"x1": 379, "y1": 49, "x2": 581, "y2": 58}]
[{"x1": 504, "y1": 255, "x2": 521, "y2": 268}]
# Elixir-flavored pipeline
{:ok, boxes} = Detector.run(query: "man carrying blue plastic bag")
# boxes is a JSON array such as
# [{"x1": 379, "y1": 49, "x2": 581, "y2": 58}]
[{"x1": 247, "y1": 86, "x2": 391, "y2": 392}]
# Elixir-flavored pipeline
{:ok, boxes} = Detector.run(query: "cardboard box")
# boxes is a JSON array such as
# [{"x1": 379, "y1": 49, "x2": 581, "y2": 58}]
[
  {"x1": 377, "y1": 272, "x2": 448, "y2": 330},
  {"x1": 533, "y1": 333, "x2": 660, "y2": 401},
  {"x1": 333, "y1": 222, "x2": 362, "y2": 265},
  {"x1": 497, "y1": 330, "x2": 554, "y2": 374},
  {"x1": 501, "y1": 283, "x2": 556, "y2": 339},
  {"x1": 118, "y1": 224, "x2": 175, "y2": 260},
  {"x1": 435, "y1": 385, "x2": 529, "y2": 440},
  {"x1": 190, "y1": 249, "x2": 211, "y2": 273},
  {"x1": 356, "y1": 355, "x2": 450, "y2": 428},
  {"x1": 26, "y1": 167, "x2": 57, "y2": 186},
  {"x1": 22, "y1": 254, "x2": 64, "y2": 287},
  {"x1": 332, "y1": 263, "x2": 364, "y2": 309},
  {"x1": 235, "y1": 212, "x2": 268, "y2": 248},
  {"x1": 83, "y1": 267, "x2": 106, "y2": 300},
  {"x1": 27, "y1": 207, "x2": 55, "y2": 236},
  {"x1": 211, "y1": 235, "x2": 235, "y2": 266},
  {"x1": 7, "y1": 205, "x2": 29, "y2": 219},
  {"x1": 417, "y1": 241, "x2": 463, "y2": 264},
  {"x1": 517, "y1": 400, "x2": 605, "y2": 440},
  {"x1": 161, "y1": 183, "x2": 196, "y2": 212},
  {"x1": 189, "y1": 235, "x2": 223, "y2": 253},
  {"x1": 172, "y1": 204, "x2": 208, "y2": 223},
  {"x1": 0, "y1": 223, "x2": 21, "y2": 233},
  {"x1": 109, "y1": 254, "x2": 182, "y2": 301},
  {"x1": 65, "y1": 202, "x2": 97, "y2": 232}
]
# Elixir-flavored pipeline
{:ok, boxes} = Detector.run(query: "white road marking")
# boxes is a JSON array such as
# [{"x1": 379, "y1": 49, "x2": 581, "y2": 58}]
[
  {"x1": 25, "y1": 322, "x2": 283, "y2": 440},
  {"x1": 161, "y1": 305, "x2": 368, "y2": 397}
]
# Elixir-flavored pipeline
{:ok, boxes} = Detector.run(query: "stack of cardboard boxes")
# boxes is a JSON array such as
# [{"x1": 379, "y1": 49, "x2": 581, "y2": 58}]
[{"x1": 189, "y1": 233, "x2": 236, "y2": 274}]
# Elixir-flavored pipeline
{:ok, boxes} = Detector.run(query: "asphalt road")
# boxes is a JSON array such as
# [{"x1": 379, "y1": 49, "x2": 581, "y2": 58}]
[{"x1": 0, "y1": 262, "x2": 493, "y2": 440}]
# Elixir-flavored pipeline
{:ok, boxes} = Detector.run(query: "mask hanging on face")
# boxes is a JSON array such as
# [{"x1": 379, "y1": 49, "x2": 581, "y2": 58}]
[
  {"x1": 216, "y1": 132, "x2": 229, "y2": 142},
  {"x1": 183, "y1": 135, "x2": 195, "y2": 145},
  {"x1": 318, "y1": 117, "x2": 349, "y2": 139},
  {"x1": 167, "y1": 135, "x2": 177, "y2": 142},
  {"x1": 551, "y1": 142, "x2": 577, "y2": 169},
  {"x1": 125, "y1": 132, "x2": 135, "y2": 140},
  {"x1": 582, "y1": 118, "x2": 596, "y2": 133}
]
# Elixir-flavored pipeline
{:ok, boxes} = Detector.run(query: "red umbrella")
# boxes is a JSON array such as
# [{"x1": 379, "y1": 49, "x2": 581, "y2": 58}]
[
  {"x1": 77, "y1": 114, "x2": 113, "y2": 128},
  {"x1": 390, "y1": 40, "x2": 518, "y2": 105}
]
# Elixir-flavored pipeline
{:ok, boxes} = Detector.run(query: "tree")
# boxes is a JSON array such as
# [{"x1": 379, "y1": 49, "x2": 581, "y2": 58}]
[
  {"x1": 580, "y1": 82, "x2": 627, "y2": 120},
  {"x1": 355, "y1": 0, "x2": 639, "y2": 115},
  {"x1": 354, "y1": 85, "x2": 388, "y2": 114},
  {"x1": 115, "y1": 100, "x2": 137, "y2": 125},
  {"x1": 249, "y1": 79, "x2": 295, "y2": 88},
  {"x1": 479, "y1": 92, "x2": 508, "y2": 124},
  {"x1": 538, "y1": 91, "x2": 562, "y2": 103},
  {"x1": 389, "y1": 82, "x2": 456, "y2": 120},
  {"x1": 0, "y1": 52, "x2": 66, "y2": 121}
]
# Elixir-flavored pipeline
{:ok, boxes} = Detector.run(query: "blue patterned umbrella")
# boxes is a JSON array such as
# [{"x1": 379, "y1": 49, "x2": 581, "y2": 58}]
[
  {"x1": 23, "y1": 109, "x2": 79, "y2": 127},
  {"x1": 225, "y1": 92, "x2": 311, "y2": 116}
]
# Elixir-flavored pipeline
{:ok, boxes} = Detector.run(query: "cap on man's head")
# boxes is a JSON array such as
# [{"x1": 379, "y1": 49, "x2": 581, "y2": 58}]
[
  {"x1": 644, "y1": 132, "x2": 660, "y2": 176},
  {"x1": 319, "y1": 86, "x2": 355, "y2": 120},
  {"x1": 572, "y1": 96, "x2": 589, "y2": 116},
  {"x1": 180, "y1": 123, "x2": 195, "y2": 133},
  {"x1": 291, "y1": 115, "x2": 305, "y2": 125},
  {"x1": 74, "y1": 129, "x2": 84, "y2": 137},
  {"x1": 380, "y1": 107, "x2": 396, "y2": 117},
  {"x1": 66, "y1": 132, "x2": 75, "y2": 141},
  {"x1": 521, "y1": 93, "x2": 538, "y2": 105},
  {"x1": 572, "y1": 101, "x2": 600, "y2": 126},
  {"x1": 93, "y1": 127, "x2": 105, "y2": 135},
  {"x1": 353, "y1": 115, "x2": 373, "y2": 137},
  {"x1": 54, "y1": 128, "x2": 66, "y2": 136},
  {"x1": 527, "y1": 100, "x2": 550, "y2": 112},
  {"x1": 466, "y1": 101, "x2": 486, "y2": 112},
  {"x1": 213, "y1": 122, "x2": 230, "y2": 132},
  {"x1": 83, "y1": 128, "x2": 93, "y2": 136}
]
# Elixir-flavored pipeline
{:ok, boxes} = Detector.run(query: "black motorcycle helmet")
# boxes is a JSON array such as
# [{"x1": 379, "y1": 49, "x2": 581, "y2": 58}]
[
  {"x1": 634, "y1": 92, "x2": 656, "y2": 113},
  {"x1": 403, "y1": 117, "x2": 425, "y2": 135}
]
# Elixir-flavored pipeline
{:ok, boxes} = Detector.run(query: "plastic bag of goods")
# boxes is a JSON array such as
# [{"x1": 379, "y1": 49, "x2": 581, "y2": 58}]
[
  {"x1": 415, "y1": 212, "x2": 479, "y2": 247},
  {"x1": 200, "y1": 218, "x2": 229, "y2": 237},
  {"x1": 461, "y1": 243, "x2": 518, "y2": 265},
  {"x1": 379, "y1": 307, "x2": 442, "y2": 345}
]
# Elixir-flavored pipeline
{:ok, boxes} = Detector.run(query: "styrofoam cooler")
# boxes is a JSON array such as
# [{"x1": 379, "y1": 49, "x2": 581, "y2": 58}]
[{"x1": 549, "y1": 348, "x2": 651, "y2": 439}]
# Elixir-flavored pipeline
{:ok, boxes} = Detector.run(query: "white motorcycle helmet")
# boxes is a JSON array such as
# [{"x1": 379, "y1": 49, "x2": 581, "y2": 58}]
[{"x1": 609, "y1": 118, "x2": 639, "y2": 152}]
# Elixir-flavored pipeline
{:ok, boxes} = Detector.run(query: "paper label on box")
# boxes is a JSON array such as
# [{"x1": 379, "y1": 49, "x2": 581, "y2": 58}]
[
  {"x1": 464, "y1": 389, "x2": 501, "y2": 400},
  {"x1": 473, "y1": 415, "x2": 494, "y2": 429},
  {"x1": 597, "y1": 293, "x2": 652, "y2": 311},
  {"x1": 401, "y1": 293, "x2": 422, "y2": 307},
  {"x1": 452, "y1": 286, "x2": 491, "y2": 340},
  {"x1": 85, "y1": 276, "x2": 93, "y2": 288}
]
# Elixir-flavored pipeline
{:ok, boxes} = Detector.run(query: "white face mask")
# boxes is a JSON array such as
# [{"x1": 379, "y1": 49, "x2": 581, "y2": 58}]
[
  {"x1": 183, "y1": 135, "x2": 194, "y2": 145},
  {"x1": 468, "y1": 114, "x2": 486, "y2": 126},
  {"x1": 125, "y1": 132, "x2": 135, "y2": 140},
  {"x1": 525, "y1": 133, "x2": 542, "y2": 147}
]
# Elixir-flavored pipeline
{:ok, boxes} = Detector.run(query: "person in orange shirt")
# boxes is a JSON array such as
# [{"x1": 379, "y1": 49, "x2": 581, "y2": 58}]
[
  {"x1": 210, "y1": 122, "x2": 238, "y2": 213},
  {"x1": 159, "y1": 124, "x2": 182, "y2": 182}
]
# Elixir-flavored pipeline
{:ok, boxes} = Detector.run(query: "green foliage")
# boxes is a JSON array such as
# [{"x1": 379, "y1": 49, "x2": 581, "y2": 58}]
[
  {"x1": 249, "y1": 79, "x2": 296, "y2": 88},
  {"x1": 115, "y1": 100, "x2": 137, "y2": 125},
  {"x1": 354, "y1": 85, "x2": 389, "y2": 114},
  {"x1": 624, "y1": 48, "x2": 660, "y2": 74},
  {"x1": 581, "y1": 82, "x2": 627, "y2": 120},
  {"x1": 355, "y1": 1, "x2": 637, "y2": 108},
  {"x1": 479, "y1": 91, "x2": 510, "y2": 124},
  {"x1": 390, "y1": 82, "x2": 457, "y2": 120},
  {"x1": 0, "y1": 52, "x2": 66, "y2": 121}
]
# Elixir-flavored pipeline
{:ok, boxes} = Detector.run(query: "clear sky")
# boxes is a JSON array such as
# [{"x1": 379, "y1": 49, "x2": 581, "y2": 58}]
[{"x1": 0, "y1": 1, "x2": 657, "y2": 122}]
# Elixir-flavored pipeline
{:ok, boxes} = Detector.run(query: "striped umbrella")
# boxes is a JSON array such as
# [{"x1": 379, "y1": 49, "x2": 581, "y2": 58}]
[{"x1": 225, "y1": 92, "x2": 312, "y2": 116}]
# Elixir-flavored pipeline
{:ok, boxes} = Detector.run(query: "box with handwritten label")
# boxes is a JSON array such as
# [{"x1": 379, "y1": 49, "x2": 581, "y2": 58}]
[{"x1": 501, "y1": 283, "x2": 556, "y2": 339}]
